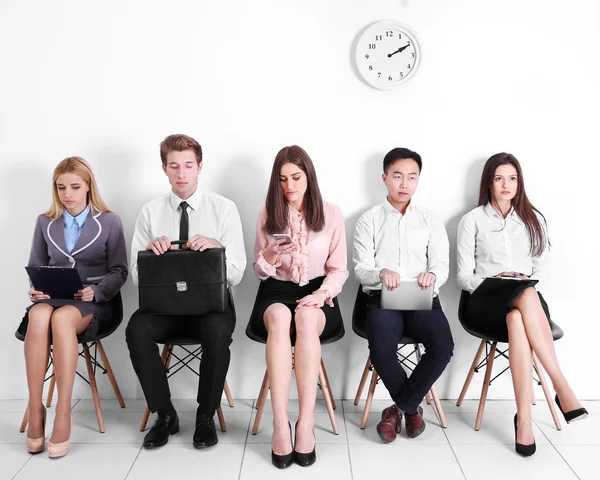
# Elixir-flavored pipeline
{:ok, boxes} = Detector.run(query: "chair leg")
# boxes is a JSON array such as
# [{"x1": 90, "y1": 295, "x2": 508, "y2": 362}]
[
  {"x1": 457, "y1": 340, "x2": 486, "y2": 406},
  {"x1": 429, "y1": 384, "x2": 447, "y2": 428},
  {"x1": 140, "y1": 344, "x2": 171, "y2": 432},
  {"x1": 46, "y1": 369, "x2": 56, "y2": 408},
  {"x1": 223, "y1": 380, "x2": 234, "y2": 407},
  {"x1": 321, "y1": 359, "x2": 336, "y2": 410},
  {"x1": 217, "y1": 406, "x2": 226, "y2": 432},
  {"x1": 96, "y1": 341, "x2": 125, "y2": 408},
  {"x1": 20, "y1": 405, "x2": 29, "y2": 433},
  {"x1": 252, "y1": 370, "x2": 269, "y2": 435},
  {"x1": 319, "y1": 362, "x2": 339, "y2": 435},
  {"x1": 425, "y1": 392, "x2": 432, "y2": 405},
  {"x1": 354, "y1": 357, "x2": 372, "y2": 405},
  {"x1": 474, "y1": 342, "x2": 496, "y2": 431},
  {"x1": 83, "y1": 344, "x2": 105, "y2": 433},
  {"x1": 532, "y1": 390, "x2": 537, "y2": 405},
  {"x1": 532, "y1": 353, "x2": 562, "y2": 431},
  {"x1": 360, "y1": 367, "x2": 378, "y2": 429}
]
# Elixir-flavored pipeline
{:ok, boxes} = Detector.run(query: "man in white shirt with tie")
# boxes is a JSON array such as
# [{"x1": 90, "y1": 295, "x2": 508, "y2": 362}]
[
  {"x1": 353, "y1": 147, "x2": 454, "y2": 443},
  {"x1": 126, "y1": 134, "x2": 246, "y2": 450}
]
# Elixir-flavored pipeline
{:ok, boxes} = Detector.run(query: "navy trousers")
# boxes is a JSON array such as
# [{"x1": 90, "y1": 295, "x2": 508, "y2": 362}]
[{"x1": 365, "y1": 293, "x2": 454, "y2": 414}]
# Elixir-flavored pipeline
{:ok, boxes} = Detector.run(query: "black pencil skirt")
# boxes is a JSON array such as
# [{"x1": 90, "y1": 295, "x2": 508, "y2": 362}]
[{"x1": 249, "y1": 276, "x2": 343, "y2": 341}]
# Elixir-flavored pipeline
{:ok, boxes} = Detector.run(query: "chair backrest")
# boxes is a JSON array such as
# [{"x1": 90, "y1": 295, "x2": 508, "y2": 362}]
[
  {"x1": 352, "y1": 285, "x2": 369, "y2": 339},
  {"x1": 80, "y1": 291, "x2": 124, "y2": 343},
  {"x1": 458, "y1": 290, "x2": 470, "y2": 326},
  {"x1": 245, "y1": 280, "x2": 266, "y2": 343}
]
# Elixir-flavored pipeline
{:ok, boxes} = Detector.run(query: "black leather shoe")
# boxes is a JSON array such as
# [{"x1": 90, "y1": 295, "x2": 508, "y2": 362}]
[
  {"x1": 293, "y1": 421, "x2": 316, "y2": 467},
  {"x1": 555, "y1": 394, "x2": 589, "y2": 424},
  {"x1": 271, "y1": 421, "x2": 293, "y2": 469},
  {"x1": 143, "y1": 413, "x2": 179, "y2": 449},
  {"x1": 193, "y1": 412, "x2": 218, "y2": 449},
  {"x1": 514, "y1": 414, "x2": 536, "y2": 457}
]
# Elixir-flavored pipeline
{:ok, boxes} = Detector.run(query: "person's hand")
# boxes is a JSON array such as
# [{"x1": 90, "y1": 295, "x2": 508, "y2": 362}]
[
  {"x1": 417, "y1": 272, "x2": 436, "y2": 290},
  {"x1": 146, "y1": 236, "x2": 173, "y2": 255},
  {"x1": 295, "y1": 291, "x2": 327, "y2": 311},
  {"x1": 75, "y1": 287, "x2": 95, "y2": 302},
  {"x1": 28, "y1": 287, "x2": 49, "y2": 302},
  {"x1": 263, "y1": 237, "x2": 298, "y2": 265},
  {"x1": 379, "y1": 268, "x2": 400, "y2": 291},
  {"x1": 185, "y1": 235, "x2": 222, "y2": 251},
  {"x1": 497, "y1": 271, "x2": 526, "y2": 279}
]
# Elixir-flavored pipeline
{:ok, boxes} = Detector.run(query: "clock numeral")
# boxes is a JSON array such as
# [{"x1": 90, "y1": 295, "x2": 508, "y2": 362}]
[
  {"x1": 368, "y1": 43, "x2": 376, "y2": 49},
  {"x1": 411, "y1": 52, "x2": 415, "y2": 58},
  {"x1": 388, "y1": 76, "x2": 393, "y2": 81},
  {"x1": 375, "y1": 35, "x2": 382, "y2": 41},
  {"x1": 407, "y1": 40, "x2": 411, "y2": 45},
  {"x1": 398, "y1": 33, "x2": 402, "y2": 39},
  {"x1": 407, "y1": 64, "x2": 411, "y2": 69},
  {"x1": 400, "y1": 72, "x2": 404, "y2": 78},
  {"x1": 378, "y1": 72, "x2": 382, "y2": 78},
  {"x1": 368, "y1": 65, "x2": 373, "y2": 71},
  {"x1": 386, "y1": 30, "x2": 394, "y2": 37},
  {"x1": 365, "y1": 54, "x2": 370, "y2": 60}
]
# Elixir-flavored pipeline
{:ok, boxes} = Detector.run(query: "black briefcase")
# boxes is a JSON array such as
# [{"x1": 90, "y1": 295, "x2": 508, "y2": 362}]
[{"x1": 137, "y1": 246, "x2": 227, "y2": 315}]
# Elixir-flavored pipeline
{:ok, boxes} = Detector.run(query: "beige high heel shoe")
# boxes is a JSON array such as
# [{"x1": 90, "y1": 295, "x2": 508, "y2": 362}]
[
  {"x1": 48, "y1": 415, "x2": 72, "y2": 459},
  {"x1": 26, "y1": 405, "x2": 47, "y2": 454}
]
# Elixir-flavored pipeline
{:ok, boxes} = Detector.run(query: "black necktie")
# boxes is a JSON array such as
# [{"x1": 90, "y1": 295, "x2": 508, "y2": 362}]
[{"x1": 179, "y1": 201, "x2": 189, "y2": 248}]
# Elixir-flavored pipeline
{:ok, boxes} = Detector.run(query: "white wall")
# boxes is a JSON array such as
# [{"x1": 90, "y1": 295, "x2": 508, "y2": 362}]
[{"x1": 1, "y1": 0, "x2": 598, "y2": 402}]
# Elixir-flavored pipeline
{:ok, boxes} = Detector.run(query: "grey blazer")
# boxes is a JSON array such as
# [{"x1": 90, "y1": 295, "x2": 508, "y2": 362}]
[{"x1": 28, "y1": 210, "x2": 128, "y2": 303}]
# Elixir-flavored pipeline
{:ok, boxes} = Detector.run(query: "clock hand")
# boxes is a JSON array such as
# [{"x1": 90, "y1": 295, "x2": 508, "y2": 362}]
[{"x1": 387, "y1": 43, "x2": 410, "y2": 58}]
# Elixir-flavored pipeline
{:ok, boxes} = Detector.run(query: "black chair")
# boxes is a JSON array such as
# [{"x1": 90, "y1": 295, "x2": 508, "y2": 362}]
[
  {"x1": 246, "y1": 281, "x2": 344, "y2": 435},
  {"x1": 17, "y1": 292, "x2": 126, "y2": 434},
  {"x1": 352, "y1": 286, "x2": 447, "y2": 429},
  {"x1": 456, "y1": 290, "x2": 563, "y2": 431}
]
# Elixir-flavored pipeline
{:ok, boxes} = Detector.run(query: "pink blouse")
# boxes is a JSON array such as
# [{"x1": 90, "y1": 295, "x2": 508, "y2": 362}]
[{"x1": 253, "y1": 201, "x2": 349, "y2": 303}]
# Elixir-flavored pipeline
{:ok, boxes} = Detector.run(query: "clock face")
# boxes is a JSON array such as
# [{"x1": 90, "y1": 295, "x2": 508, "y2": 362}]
[{"x1": 355, "y1": 20, "x2": 421, "y2": 90}]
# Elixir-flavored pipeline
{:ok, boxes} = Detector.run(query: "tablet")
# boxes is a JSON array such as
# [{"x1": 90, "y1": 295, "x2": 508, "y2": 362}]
[
  {"x1": 380, "y1": 277, "x2": 434, "y2": 311},
  {"x1": 25, "y1": 266, "x2": 84, "y2": 300}
]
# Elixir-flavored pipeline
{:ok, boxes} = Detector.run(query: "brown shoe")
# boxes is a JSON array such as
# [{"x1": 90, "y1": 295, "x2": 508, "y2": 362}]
[
  {"x1": 376, "y1": 404, "x2": 402, "y2": 443},
  {"x1": 405, "y1": 406, "x2": 426, "y2": 438}
]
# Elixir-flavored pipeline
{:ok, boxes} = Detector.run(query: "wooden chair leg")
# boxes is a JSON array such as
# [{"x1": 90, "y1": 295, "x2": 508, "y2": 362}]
[
  {"x1": 532, "y1": 390, "x2": 537, "y2": 405},
  {"x1": 429, "y1": 384, "x2": 447, "y2": 428},
  {"x1": 252, "y1": 370, "x2": 269, "y2": 435},
  {"x1": 533, "y1": 353, "x2": 562, "y2": 431},
  {"x1": 319, "y1": 362, "x2": 339, "y2": 435},
  {"x1": 360, "y1": 367, "x2": 378, "y2": 429},
  {"x1": 20, "y1": 405, "x2": 29, "y2": 433},
  {"x1": 457, "y1": 340, "x2": 486, "y2": 406},
  {"x1": 474, "y1": 342, "x2": 496, "y2": 431},
  {"x1": 140, "y1": 344, "x2": 171, "y2": 432},
  {"x1": 223, "y1": 380, "x2": 234, "y2": 407},
  {"x1": 321, "y1": 359, "x2": 336, "y2": 410},
  {"x1": 354, "y1": 357, "x2": 372, "y2": 405},
  {"x1": 83, "y1": 344, "x2": 104, "y2": 433},
  {"x1": 425, "y1": 392, "x2": 432, "y2": 405},
  {"x1": 46, "y1": 369, "x2": 56, "y2": 407},
  {"x1": 217, "y1": 406, "x2": 226, "y2": 432},
  {"x1": 96, "y1": 341, "x2": 125, "y2": 408}
]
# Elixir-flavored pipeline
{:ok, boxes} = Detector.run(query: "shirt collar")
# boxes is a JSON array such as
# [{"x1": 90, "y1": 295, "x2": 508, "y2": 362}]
[
  {"x1": 383, "y1": 197, "x2": 413, "y2": 216},
  {"x1": 169, "y1": 187, "x2": 203, "y2": 212},
  {"x1": 484, "y1": 202, "x2": 515, "y2": 219},
  {"x1": 63, "y1": 204, "x2": 90, "y2": 228}
]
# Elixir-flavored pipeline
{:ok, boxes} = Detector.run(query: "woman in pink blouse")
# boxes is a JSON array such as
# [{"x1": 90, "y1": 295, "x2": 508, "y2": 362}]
[{"x1": 252, "y1": 145, "x2": 348, "y2": 469}]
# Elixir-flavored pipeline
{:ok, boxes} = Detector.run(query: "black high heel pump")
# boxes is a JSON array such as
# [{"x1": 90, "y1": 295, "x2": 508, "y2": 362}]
[
  {"x1": 514, "y1": 414, "x2": 536, "y2": 457},
  {"x1": 271, "y1": 421, "x2": 294, "y2": 469}
]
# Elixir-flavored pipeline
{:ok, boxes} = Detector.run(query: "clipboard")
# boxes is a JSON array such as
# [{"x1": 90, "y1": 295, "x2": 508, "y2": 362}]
[
  {"x1": 25, "y1": 266, "x2": 84, "y2": 300},
  {"x1": 472, "y1": 276, "x2": 538, "y2": 298}
]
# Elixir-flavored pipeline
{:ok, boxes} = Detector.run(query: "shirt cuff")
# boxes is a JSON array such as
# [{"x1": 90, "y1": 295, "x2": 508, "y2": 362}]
[{"x1": 256, "y1": 251, "x2": 281, "y2": 276}]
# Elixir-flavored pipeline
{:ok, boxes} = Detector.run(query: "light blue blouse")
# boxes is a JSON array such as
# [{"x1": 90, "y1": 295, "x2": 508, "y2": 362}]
[{"x1": 63, "y1": 205, "x2": 90, "y2": 253}]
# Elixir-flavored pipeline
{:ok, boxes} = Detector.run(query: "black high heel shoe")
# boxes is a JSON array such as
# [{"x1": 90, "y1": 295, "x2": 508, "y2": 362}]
[
  {"x1": 271, "y1": 421, "x2": 294, "y2": 469},
  {"x1": 555, "y1": 394, "x2": 588, "y2": 424},
  {"x1": 514, "y1": 414, "x2": 536, "y2": 457},
  {"x1": 294, "y1": 421, "x2": 316, "y2": 467}
]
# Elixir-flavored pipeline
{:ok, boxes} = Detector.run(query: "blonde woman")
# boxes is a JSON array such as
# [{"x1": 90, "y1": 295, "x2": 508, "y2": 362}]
[{"x1": 18, "y1": 157, "x2": 128, "y2": 458}]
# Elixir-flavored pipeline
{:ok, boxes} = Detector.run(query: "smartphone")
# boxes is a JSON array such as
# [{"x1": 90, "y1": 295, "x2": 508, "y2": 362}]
[{"x1": 273, "y1": 234, "x2": 293, "y2": 245}]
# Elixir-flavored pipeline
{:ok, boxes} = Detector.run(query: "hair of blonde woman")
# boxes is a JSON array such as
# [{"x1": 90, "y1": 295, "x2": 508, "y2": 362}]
[{"x1": 44, "y1": 156, "x2": 110, "y2": 220}]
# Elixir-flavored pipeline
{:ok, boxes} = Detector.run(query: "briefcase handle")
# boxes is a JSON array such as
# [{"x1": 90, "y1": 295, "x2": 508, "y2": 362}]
[{"x1": 171, "y1": 240, "x2": 187, "y2": 247}]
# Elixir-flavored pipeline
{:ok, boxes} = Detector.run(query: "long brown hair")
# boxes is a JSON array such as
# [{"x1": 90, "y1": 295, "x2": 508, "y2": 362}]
[
  {"x1": 44, "y1": 156, "x2": 110, "y2": 221},
  {"x1": 478, "y1": 153, "x2": 547, "y2": 256},
  {"x1": 263, "y1": 145, "x2": 325, "y2": 234}
]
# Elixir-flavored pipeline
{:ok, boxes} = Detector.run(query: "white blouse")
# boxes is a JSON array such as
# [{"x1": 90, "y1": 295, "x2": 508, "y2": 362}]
[{"x1": 456, "y1": 203, "x2": 549, "y2": 293}]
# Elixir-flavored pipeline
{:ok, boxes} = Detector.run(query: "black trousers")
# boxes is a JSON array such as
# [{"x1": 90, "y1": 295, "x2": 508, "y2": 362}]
[
  {"x1": 365, "y1": 294, "x2": 454, "y2": 415},
  {"x1": 125, "y1": 298, "x2": 235, "y2": 415}
]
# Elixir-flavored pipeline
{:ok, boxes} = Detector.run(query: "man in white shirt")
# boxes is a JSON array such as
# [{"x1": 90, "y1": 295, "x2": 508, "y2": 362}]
[
  {"x1": 126, "y1": 134, "x2": 246, "y2": 450},
  {"x1": 353, "y1": 147, "x2": 454, "y2": 442}
]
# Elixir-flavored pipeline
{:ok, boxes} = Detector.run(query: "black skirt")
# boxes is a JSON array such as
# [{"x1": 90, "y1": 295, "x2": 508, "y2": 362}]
[
  {"x1": 464, "y1": 283, "x2": 552, "y2": 343},
  {"x1": 17, "y1": 298, "x2": 117, "y2": 340},
  {"x1": 249, "y1": 276, "x2": 343, "y2": 341}
]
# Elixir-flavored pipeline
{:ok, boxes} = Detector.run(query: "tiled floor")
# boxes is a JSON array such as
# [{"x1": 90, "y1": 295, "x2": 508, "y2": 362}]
[{"x1": 1, "y1": 398, "x2": 597, "y2": 480}]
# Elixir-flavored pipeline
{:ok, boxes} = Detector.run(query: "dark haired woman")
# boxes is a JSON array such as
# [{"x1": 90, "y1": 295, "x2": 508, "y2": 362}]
[
  {"x1": 251, "y1": 145, "x2": 348, "y2": 468},
  {"x1": 457, "y1": 153, "x2": 587, "y2": 457}
]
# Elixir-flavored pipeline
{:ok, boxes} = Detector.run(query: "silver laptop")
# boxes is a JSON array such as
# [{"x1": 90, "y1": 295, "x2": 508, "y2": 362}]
[{"x1": 380, "y1": 277, "x2": 434, "y2": 311}]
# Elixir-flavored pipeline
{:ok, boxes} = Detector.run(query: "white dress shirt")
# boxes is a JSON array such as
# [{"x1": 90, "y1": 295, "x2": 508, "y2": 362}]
[
  {"x1": 456, "y1": 203, "x2": 549, "y2": 293},
  {"x1": 130, "y1": 188, "x2": 247, "y2": 286},
  {"x1": 353, "y1": 199, "x2": 450, "y2": 295}
]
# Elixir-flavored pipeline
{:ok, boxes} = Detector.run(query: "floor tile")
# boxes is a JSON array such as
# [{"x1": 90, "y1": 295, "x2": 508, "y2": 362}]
[
  {"x1": 535, "y1": 411, "x2": 600, "y2": 445},
  {"x1": 251, "y1": 398, "x2": 339, "y2": 414},
  {"x1": 0, "y1": 444, "x2": 32, "y2": 480},
  {"x1": 246, "y1": 412, "x2": 346, "y2": 444},
  {"x1": 443, "y1": 412, "x2": 550, "y2": 445},
  {"x1": 0, "y1": 412, "x2": 31, "y2": 444},
  {"x1": 71, "y1": 398, "x2": 146, "y2": 412},
  {"x1": 127, "y1": 443, "x2": 244, "y2": 480},
  {"x1": 580, "y1": 401, "x2": 600, "y2": 413},
  {"x1": 350, "y1": 443, "x2": 464, "y2": 480},
  {"x1": 438, "y1": 399, "x2": 518, "y2": 414},
  {"x1": 240, "y1": 444, "x2": 352, "y2": 480},
  {"x1": 453, "y1": 444, "x2": 578, "y2": 480},
  {"x1": 13, "y1": 444, "x2": 140, "y2": 480},
  {"x1": 67, "y1": 411, "x2": 146, "y2": 444},
  {"x1": 555, "y1": 445, "x2": 600, "y2": 480},
  {"x1": 341, "y1": 398, "x2": 396, "y2": 414}
]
